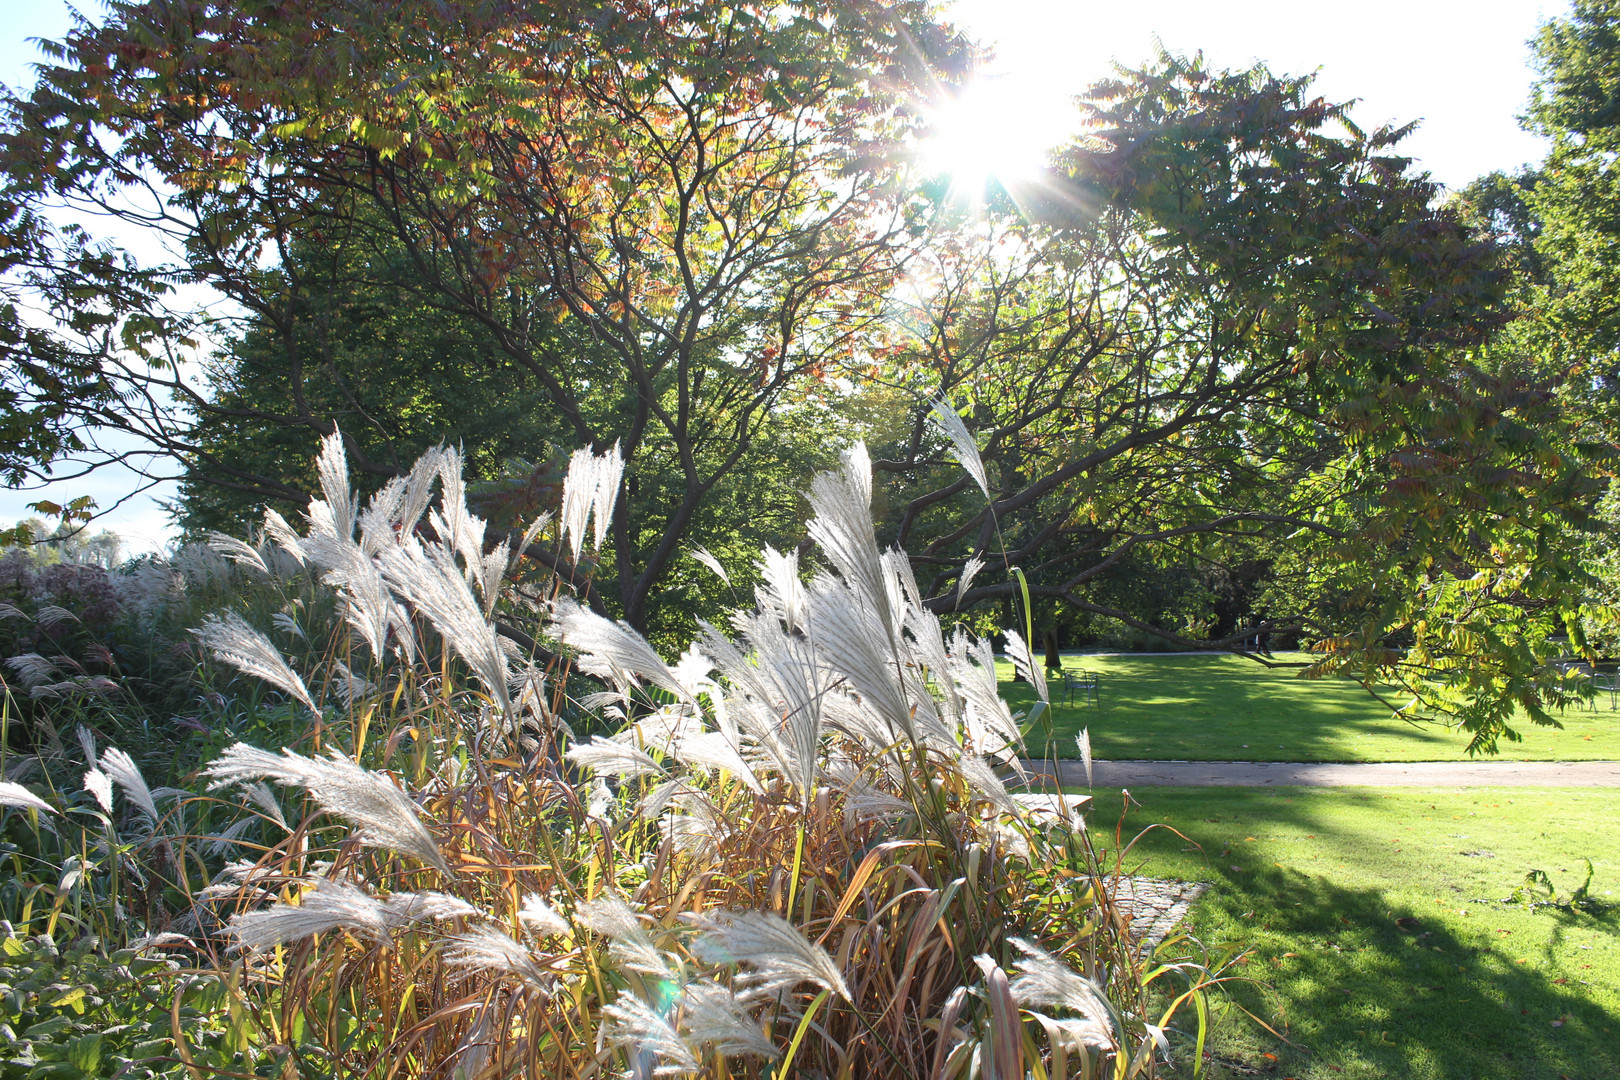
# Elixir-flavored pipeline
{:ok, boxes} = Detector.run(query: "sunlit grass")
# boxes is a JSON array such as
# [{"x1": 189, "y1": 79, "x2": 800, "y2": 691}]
[
  {"x1": 1097, "y1": 785, "x2": 1620, "y2": 1080},
  {"x1": 1000, "y1": 652, "x2": 1620, "y2": 761}
]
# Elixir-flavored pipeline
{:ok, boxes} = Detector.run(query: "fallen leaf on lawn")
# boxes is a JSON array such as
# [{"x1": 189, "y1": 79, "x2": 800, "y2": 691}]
[
  {"x1": 1282, "y1": 952, "x2": 1298, "y2": 957},
  {"x1": 1516, "y1": 959, "x2": 1528, "y2": 964},
  {"x1": 1395, "y1": 916, "x2": 1421, "y2": 931},
  {"x1": 1244, "y1": 836, "x2": 1258, "y2": 842},
  {"x1": 1261, "y1": 1052, "x2": 1278, "y2": 1061},
  {"x1": 1553, "y1": 978, "x2": 1569, "y2": 985}
]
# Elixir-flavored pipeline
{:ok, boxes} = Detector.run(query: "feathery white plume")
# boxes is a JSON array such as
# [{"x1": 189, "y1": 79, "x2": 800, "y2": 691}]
[
  {"x1": 228, "y1": 877, "x2": 389, "y2": 950},
  {"x1": 959, "y1": 755, "x2": 1021, "y2": 819},
  {"x1": 517, "y1": 894, "x2": 569, "y2": 937},
  {"x1": 381, "y1": 890, "x2": 478, "y2": 927},
  {"x1": 691, "y1": 545, "x2": 730, "y2": 584},
  {"x1": 398, "y1": 447, "x2": 444, "y2": 536},
  {"x1": 376, "y1": 541, "x2": 510, "y2": 714},
  {"x1": 4, "y1": 653, "x2": 58, "y2": 689},
  {"x1": 564, "y1": 736, "x2": 668, "y2": 779},
  {"x1": 207, "y1": 533, "x2": 269, "y2": 575},
  {"x1": 313, "y1": 428, "x2": 357, "y2": 541},
  {"x1": 270, "y1": 612, "x2": 305, "y2": 639},
  {"x1": 357, "y1": 475, "x2": 407, "y2": 555},
  {"x1": 82, "y1": 769, "x2": 113, "y2": 814},
  {"x1": 679, "y1": 982, "x2": 778, "y2": 1058},
  {"x1": 1078, "y1": 728, "x2": 1094, "y2": 789},
  {"x1": 194, "y1": 611, "x2": 318, "y2": 713},
  {"x1": 956, "y1": 552, "x2": 986, "y2": 606},
  {"x1": 203, "y1": 744, "x2": 450, "y2": 874},
  {"x1": 755, "y1": 545, "x2": 807, "y2": 631},
  {"x1": 687, "y1": 909, "x2": 851, "y2": 1001},
  {"x1": 443, "y1": 925, "x2": 552, "y2": 992},
  {"x1": 0, "y1": 781, "x2": 55, "y2": 815},
  {"x1": 99, "y1": 748, "x2": 160, "y2": 824},
  {"x1": 804, "y1": 442, "x2": 892, "y2": 636},
  {"x1": 35, "y1": 605, "x2": 79, "y2": 631},
  {"x1": 1003, "y1": 628, "x2": 1050, "y2": 705},
  {"x1": 560, "y1": 442, "x2": 624, "y2": 560},
  {"x1": 261, "y1": 508, "x2": 307, "y2": 564},
  {"x1": 577, "y1": 894, "x2": 673, "y2": 979},
  {"x1": 1007, "y1": 937, "x2": 1117, "y2": 1050},
  {"x1": 551, "y1": 598, "x2": 688, "y2": 701},
  {"x1": 591, "y1": 441, "x2": 624, "y2": 551},
  {"x1": 930, "y1": 397, "x2": 992, "y2": 499},
  {"x1": 602, "y1": 992, "x2": 699, "y2": 1075}
]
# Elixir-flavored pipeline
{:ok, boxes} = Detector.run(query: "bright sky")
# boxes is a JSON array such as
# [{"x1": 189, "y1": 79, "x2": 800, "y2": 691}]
[{"x1": 0, "y1": 0, "x2": 1568, "y2": 553}]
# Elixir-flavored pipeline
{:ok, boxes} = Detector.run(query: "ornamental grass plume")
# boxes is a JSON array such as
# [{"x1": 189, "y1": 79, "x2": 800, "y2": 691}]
[
  {"x1": 97, "y1": 747, "x2": 160, "y2": 824},
  {"x1": 227, "y1": 877, "x2": 391, "y2": 950},
  {"x1": 203, "y1": 744, "x2": 450, "y2": 875},
  {"x1": 602, "y1": 992, "x2": 701, "y2": 1075},
  {"x1": 0, "y1": 780, "x2": 56, "y2": 814},
  {"x1": 441, "y1": 924, "x2": 554, "y2": 993},
  {"x1": 194, "y1": 610, "x2": 318, "y2": 712},
  {"x1": 931, "y1": 396, "x2": 993, "y2": 499},
  {"x1": 687, "y1": 909, "x2": 851, "y2": 1002}
]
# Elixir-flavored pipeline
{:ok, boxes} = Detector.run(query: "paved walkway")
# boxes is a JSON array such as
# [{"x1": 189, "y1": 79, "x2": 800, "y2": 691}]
[{"x1": 1024, "y1": 759, "x2": 1620, "y2": 787}]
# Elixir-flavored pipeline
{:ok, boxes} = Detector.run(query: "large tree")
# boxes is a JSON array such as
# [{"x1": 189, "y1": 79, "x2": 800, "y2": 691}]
[
  {"x1": 1, "y1": 0, "x2": 968, "y2": 630},
  {"x1": 864, "y1": 56, "x2": 1603, "y2": 750}
]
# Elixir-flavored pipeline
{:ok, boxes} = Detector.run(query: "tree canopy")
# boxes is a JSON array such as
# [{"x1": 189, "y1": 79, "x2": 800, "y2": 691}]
[{"x1": 0, "y1": 4, "x2": 1608, "y2": 748}]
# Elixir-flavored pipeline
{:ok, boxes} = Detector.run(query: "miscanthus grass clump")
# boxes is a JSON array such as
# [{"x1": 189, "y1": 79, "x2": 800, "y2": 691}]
[{"x1": 4, "y1": 427, "x2": 1222, "y2": 1078}]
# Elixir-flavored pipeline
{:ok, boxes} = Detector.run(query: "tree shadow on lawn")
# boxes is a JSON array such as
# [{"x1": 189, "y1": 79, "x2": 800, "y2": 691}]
[
  {"x1": 1004, "y1": 653, "x2": 1614, "y2": 762},
  {"x1": 1123, "y1": 803, "x2": 1620, "y2": 1078}
]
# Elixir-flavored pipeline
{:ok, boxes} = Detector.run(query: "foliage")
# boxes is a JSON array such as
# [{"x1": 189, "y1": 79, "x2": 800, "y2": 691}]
[
  {"x1": 0, "y1": 0, "x2": 970, "y2": 633},
  {"x1": 861, "y1": 53, "x2": 1602, "y2": 751},
  {"x1": 0, "y1": 934, "x2": 253, "y2": 1080},
  {"x1": 1518, "y1": 0, "x2": 1620, "y2": 390}
]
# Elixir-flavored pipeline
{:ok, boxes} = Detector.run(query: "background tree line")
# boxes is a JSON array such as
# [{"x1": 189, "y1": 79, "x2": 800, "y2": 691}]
[{"x1": 2, "y1": 0, "x2": 1616, "y2": 749}]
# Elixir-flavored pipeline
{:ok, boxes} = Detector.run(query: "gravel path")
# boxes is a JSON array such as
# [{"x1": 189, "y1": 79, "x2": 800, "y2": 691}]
[{"x1": 1023, "y1": 758, "x2": 1620, "y2": 787}]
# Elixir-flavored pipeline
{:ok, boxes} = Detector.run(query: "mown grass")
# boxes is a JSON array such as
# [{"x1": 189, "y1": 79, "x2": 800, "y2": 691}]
[
  {"x1": 1093, "y1": 785, "x2": 1620, "y2": 1080},
  {"x1": 999, "y1": 652, "x2": 1620, "y2": 761}
]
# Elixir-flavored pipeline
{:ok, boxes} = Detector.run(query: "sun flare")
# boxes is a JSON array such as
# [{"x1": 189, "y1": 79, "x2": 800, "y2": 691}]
[{"x1": 917, "y1": 77, "x2": 1060, "y2": 196}]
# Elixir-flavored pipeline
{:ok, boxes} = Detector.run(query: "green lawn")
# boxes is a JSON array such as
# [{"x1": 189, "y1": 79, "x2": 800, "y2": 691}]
[
  {"x1": 1094, "y1": 785, "x2": 1620, "y2": 1080},
  {"x1": 998, "y1": 653, "x2": 1620, "y2": 761}
]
